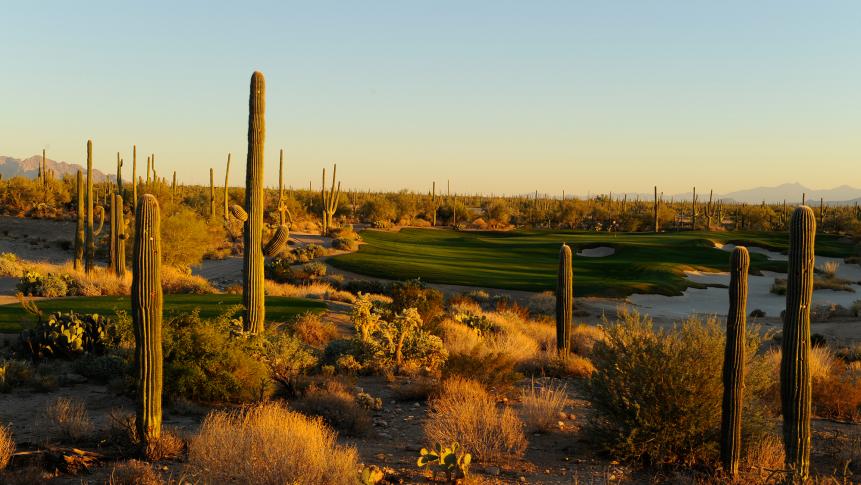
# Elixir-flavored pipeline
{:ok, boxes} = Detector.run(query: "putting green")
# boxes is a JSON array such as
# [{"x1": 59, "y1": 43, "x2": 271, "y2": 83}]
[{"x1": 330, "y1": 229, "x2": 857, "y2": 297}]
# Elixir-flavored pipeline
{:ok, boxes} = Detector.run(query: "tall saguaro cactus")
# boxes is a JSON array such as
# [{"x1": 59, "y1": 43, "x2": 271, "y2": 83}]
[
  {"x1": 111, "y1": 194, "x2": 127, "y2": 277},
  {"x1": 781, "y1": 206, "x2": 815, "y2": 482},
  {"x1": 116, "y1": 152, "x2": 123, "y2": 194},
  {"x1": 720, "y1": 246, "x2": 749, "y2": 478},
  {"x1": 653, "y1": 186, "x2": 659, "y2": 232},
  {"x1": 227, "y1": 71, "x2": 289, "y2": 334},
  {"x1": 132, "y1": 145, "x2": 138, "y2": 212},
  {"x1": 132, "y1": 194, "x2": 163, "y2": 453},
  {"x1": 223, "y1": 153, "x2": 231, "y2": 221},
  {"x1": 556, "y1": 243, "x2": 573, "y2": 353},
  {"x1": 321, "y1": 164, "x2": 341, "y2": 235},
  {"x1": 74, "y1": 170, "x2": 85, "y2": 270},
  {"x1": 209, "y1": 168, "x2": 215, "y2": 219}
]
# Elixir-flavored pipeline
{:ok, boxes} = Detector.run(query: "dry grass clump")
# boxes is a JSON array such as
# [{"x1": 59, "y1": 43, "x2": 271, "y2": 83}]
[
  {"x1": 264, "y1": 279, "x2": 354, "y2": 302},
  {"x1": 188, "y1": 402, "x2": 359, "y2": 485},
  {"x1": 740, "y1": 433, "x2": 784, "y2": 474},
  {"x1": 161, "y1": 266, "x2": 216, "y2": 294},
  {"x1": 0, "y1": 423, "x2": 14, "y2": 471},
  {"x1": 569, "y1": 324, "x2": 606, "y2": 356},
  {"x1": 520, "y1": 380, "x2": 569, "y2": 432},
  {"x1": 109, "y1": 460, "x2": 163, "y2": 485},
  {"x1": 424, "y1": 377, "x2": 527, "y2": 463},
  {"x1": 143, "y1": 429, "x2": 186, "y2": 461},
  {"x1": 526, "y1": 291, "x2": 555, "y2": 315},
  {"x1": 292, "y1": 381, "x2": 372, "y2": 436},
  {"x1": 292, "y1": 312, "x2": 339, "y2": 347},
  {"x1": 42, "y1": 396, "x2": 94, "y2": 442},
  {"x1": 527, "y1": 349, "x2": 596, "y2": 378},
  {"x1": 820, "y1": 260, "x2": 841, "y2": 278}
]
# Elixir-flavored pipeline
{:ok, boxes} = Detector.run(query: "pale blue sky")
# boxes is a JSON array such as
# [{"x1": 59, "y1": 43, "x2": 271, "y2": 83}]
[{"x1": 2, "y1": 1, "x2": 859, "y2": 194}]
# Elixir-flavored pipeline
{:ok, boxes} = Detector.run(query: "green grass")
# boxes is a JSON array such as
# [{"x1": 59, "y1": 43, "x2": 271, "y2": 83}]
[
  {"x1": 330, "y1": 229, "x2": 857, "y2": 297},
  {"x1": 0, "y1": 294, "x2": 326, "y2": 333}
]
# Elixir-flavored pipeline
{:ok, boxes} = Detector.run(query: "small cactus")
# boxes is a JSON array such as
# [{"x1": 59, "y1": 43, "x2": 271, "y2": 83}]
[
  {"x1": 321, "y1": 164, "x2": 340, "y2": 235},
  {"x1": 720, "y1": 246, "x2": 749, "y2": 478},
  {"x1": 781, "y1": 206, "x2": 815, "y2": 482},
  {"x1": 556, "y1": 243, "x2": 573, "y2": 353},
  {"x1": 132, "y1": 194, "x2": 163, "y2": 452}
]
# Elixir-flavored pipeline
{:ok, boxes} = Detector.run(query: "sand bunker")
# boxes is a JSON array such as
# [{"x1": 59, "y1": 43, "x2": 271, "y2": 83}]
[{"x1": 577, "y1": 246, "x2": 615, "y2": 258}]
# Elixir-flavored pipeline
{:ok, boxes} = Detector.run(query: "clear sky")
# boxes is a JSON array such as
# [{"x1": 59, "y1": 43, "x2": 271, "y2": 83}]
[{"x1": 2, "y1": 1, "x2": 859, "y2": 195}]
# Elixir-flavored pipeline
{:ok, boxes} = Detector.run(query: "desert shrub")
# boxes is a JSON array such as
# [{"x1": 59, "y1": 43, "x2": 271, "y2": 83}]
[
  {"x1": 161, "y1": 266, "x2": 215, "y2": 294},
  {"x1": 109, "y1": 459, "x2": 163, "y2": 485},
  {"x1": 341, "y1": 279, "x2": 389, "y2": 295},
  {"x1": 0, "y1": 359, "x2": 33, "y2": 392},
  {"x1": 820, "y1": 260, "x2": 841, "y2": 278},
  {"x1": 291, "y1": 312, "x2": 338, "y2": 348},
  {"x1": 588, "y1": 309, "x2": 773, "y2": 465},
  {"x1": 389, "y1": 279, "x2": 444, "y2": 323},
  {"x1": 158, "y1": 207, "x2": 221, "y2": 271},
  {"x1": 163, "y1": 311, "x2": 272, "y2": 402},
  {"x1": 43, "y1": 396, "x2": 94, "y2": 441},
  {"x1": 450, "y1": 311, "x2": 495, "y2": 336},
  {"x1": 569, "y1": 324, "x2": 605, "y2": 356},
  {"x1": 424, "y1": 377, "x2": 527, "y2": 463},
  {"x1": 392, "y1": 377, "x2": 440, "y2": 402},
  {"x1": 351, "y1": 294, "x2": 447, "y2": 374},
  {"x1": 19, "y1": 311, "x2": 117, "y2": 359},
  {"x1": 521, "y1": 379, "x2": 569, "y2": 432},
  {"x1": 360, "y1": 198, "x2": 397, "y2": 224},
  {"x1": 188, "y1": 402, "x2": 359, "y2": 485},
  {"x1": 332, "y1": 236, "x2": 358, "y2": 251},
  {"x1": 292, "y1": 243, "x2": 328, "y2": 262},
  {"x1": 0, "y1": 252, "x2": 24, "y2": 277},
  {"x1": 813, "y1": 362, "x2": 861, "y2": 422},
  {"x1": 292, "y1": 381, "x2": 372, "y2": 436},
  {"x1": 16, "y1": 270, "x2": 73, "y2": 297},
  {"x1": 258, "y1": 327, "x2": 318, "y2": 389},
  {"x1": 527, "y1": 291, "x2": 556, "y2": 315},
  {"x1": 443, "y1": 348, "x2": 522, "y2": 391},
  {"x1": 526, "y1": 348, "x2": 596, "y2": 378},
  {"x1": 72, "y1": 353, "x2": 128, "y2": 383},
  {"x1": 0, "y1": 423, "x2": 13, "y2": 471},
  {"x1": 303, "y1": 261, "x2": 327, "y2": 278}
]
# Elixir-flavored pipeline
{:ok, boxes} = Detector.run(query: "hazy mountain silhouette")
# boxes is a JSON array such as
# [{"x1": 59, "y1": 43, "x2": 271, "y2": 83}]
[{"x1": 0, "y1": 155, "x2": 113, "y2": 182}]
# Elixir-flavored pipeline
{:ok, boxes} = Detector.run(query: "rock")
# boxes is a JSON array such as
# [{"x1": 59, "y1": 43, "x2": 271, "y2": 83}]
[{"x1": 404, "y1": 444, "x2": 422, "y2": 452}]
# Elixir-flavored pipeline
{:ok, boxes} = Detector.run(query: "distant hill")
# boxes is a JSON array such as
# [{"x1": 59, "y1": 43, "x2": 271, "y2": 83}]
[
  {"x1": 0, "y1": 155, "x2": 113, "y2": 182},
  {"x1": 718, "y1": 183, "x2": 861, "y2": 205}
]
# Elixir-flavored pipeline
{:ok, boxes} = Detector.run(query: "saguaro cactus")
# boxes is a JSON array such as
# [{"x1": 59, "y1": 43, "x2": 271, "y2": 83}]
[
  {"x1": 720, "y1": 246, "x2": 749, "y2": 478},
  {"x1": 227, "y1": 71, "x2": 289, "y2": 334},
  {"x1": 84, "y1": 141, "x2": 105, "y2": 273},
  {"x1": 653, "y1": 186, "x2": 659, "y2": 232},
  {"x1": 556, "y1": 243, "x2": 573, "y2": 353},
  {"x1": 223, "y1": 153, "x2": 231, "y2": 221},
  {"x1": 132, "y1": 194, "x2": 163, "y2": 453},
  {"x1": 74, "y1": 170, "x2": 85, "y2": 269},
  {"x1": 132, "y1": 145, "x2": 138, "y2": 212},
  {"x1": 321, "y1": 164, "x2": 341, "y2": 235},
  {"x1": 116, "y1": 152, "x2": 123, "y2": 194},
  {"x1": 781, "y1": 206, "x2": 815, "y2": 482},
  {"x1": 111, "y1": 194, "x2": 127, "y2": 277},
  {"x1": 209, "y1": 168, "x2": 215, "y2": 219}
]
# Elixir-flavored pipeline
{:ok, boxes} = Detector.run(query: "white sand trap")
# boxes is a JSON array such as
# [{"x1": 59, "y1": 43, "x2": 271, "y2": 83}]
[
  {"x1": 719, "y1": 243, "x2": 861, "y2": 282},
  {"x1": 577, "y1": 246, "x2": 615, "y2": 258},
  {"x1": 629, "y1": 270, "x2": 861, "y2": 319}
]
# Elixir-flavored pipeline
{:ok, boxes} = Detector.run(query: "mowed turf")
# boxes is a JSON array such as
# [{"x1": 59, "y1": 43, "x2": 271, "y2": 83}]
[
  {"x1": 330, "y1": 229, "x2": 857, "y2": 297},
  {"x1": 0, "y1": 294, "x2": 326, "y2": 333}
]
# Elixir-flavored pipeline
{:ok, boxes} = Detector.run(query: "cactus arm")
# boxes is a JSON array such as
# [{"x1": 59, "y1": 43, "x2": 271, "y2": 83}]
[
  {"x1": 262, "y1": 225, "x2": 289, "y2": 257},
  {"x1": 229, "y1": 204, "x2": 248, "y2": 222},
  {"x1": 93, "y1": 205, "x2": 106, "y2": 236}
]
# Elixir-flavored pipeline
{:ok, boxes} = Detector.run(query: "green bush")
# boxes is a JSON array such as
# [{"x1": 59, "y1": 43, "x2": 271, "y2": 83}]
[
  {"x1": 16, "y1": 271, "x2": 76, "y2": 297},
  {"x1": 163, "y1": 310, "x2": 273, "y2": 403},
  {"x1": 303, "y1": 262, "x2": 327, "y2": 278},
  {"x1": 332, "y1": 236, "x2": 358, "y2": 251},
  {"x1": 19, "y1": 312, "x2": 117, "y2": 359},
  {"x1": 390, "y1": 279, "x2": 444, "y2": 324},
  {"x1": 587, "y1": 309, "x2": 774, "y2": 465},
  {"x1": 0, "y1": 253, "x2": 23, "y2": 277},
  {"x1": 158, "y1": 207, "x2": 223, "y2": 270},
  {"x1": 72, "y1": 353, "x2": 128, "y2": 383}
]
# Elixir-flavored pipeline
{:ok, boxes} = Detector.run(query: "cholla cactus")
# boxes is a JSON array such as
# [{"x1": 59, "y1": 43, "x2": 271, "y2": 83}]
[{"x1": 226, "y1": 71, "x2": 289, "y2": 334}]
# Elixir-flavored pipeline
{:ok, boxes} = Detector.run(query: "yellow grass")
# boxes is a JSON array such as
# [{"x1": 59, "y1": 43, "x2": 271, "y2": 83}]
[
  {"x1": 0, "y1": 423, "x2": 13, "y2": 470},
  {"x1": 520, "y1": 379, "x2": 569, "y2": 432},
  {"x1": 424, "y1": 377, "x2": 527, "y2": 463},
  {"x1": 188, "y1": 402, "x2": 359, "y2": 485}
]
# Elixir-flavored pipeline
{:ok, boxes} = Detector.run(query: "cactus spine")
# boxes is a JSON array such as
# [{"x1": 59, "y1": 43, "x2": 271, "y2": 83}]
[
  {"x1": 227, "y1": 71, "x2": 289, "y2": 334},
  {"x1": 132, "y1": 194, "x2": 163, "y2": 453},
  {"x1": 780, "y1": 206, "x2": 815, "y2": 482},
  {"x1": 74, "y1": 170, "x2": 85, "y2": 270},
  {"x1": 555, "y1": 243, "x2": 573, "y2": 353},
  {"x1": 720, "y1": 246, "x2": 749, "y2": 478}
]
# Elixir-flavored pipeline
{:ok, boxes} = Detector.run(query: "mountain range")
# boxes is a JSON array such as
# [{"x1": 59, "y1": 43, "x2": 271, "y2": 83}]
[{"x1": 0, "y1": 154, "x2": 113, "y2": 182}]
